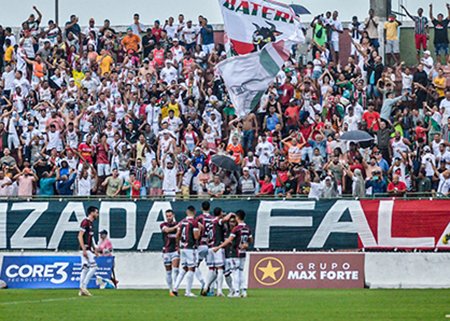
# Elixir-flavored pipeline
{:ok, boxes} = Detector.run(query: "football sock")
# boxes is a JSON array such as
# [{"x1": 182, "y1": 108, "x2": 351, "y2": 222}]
[
  {"x1": 225, "y1": 274, "x2": 234, "y2": 292},
  {"x1": 195, "y1": 269, "x2": 205, "y2": 287},
  {"x1": 232, "y1": 269, "x2": 240, "y2": 294},
  {"x1": 217, "y1": 269, "x2": 224, "y2": 293},
  {"x1": 206, "y1": 269, "x2": 217, "y2": 289},
  {"x1": 80, "y1": 265, "x2": 88, "y2": 288},
  {"x1": 186, "y1": 271, "x2": 194, "y2": 294},
  {"x1": 239, "y1": 269, "x2": 245, "y2": 292},
  {"x1": 174, "y1": 269, "x2": 186, "y2": 291},
  {"x1": 84, "y1": 265, "x2": 97, "y2": 288},
  {"x1": 172, "y1": 267, "x2": 179, "y2": 287},
  {"x1": 166, "y1": 270, "x2": 173, "y2": 290}
]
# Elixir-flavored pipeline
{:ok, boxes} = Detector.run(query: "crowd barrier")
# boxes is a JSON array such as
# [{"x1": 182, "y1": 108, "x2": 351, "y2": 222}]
[{"x1": 0, "y1": 199, "x2": 449, "y2": 251}]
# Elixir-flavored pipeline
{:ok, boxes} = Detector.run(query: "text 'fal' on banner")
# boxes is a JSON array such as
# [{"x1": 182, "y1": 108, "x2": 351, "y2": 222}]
[{"x1": 248, "y1": 253, "x2": 365, "y2": 289}]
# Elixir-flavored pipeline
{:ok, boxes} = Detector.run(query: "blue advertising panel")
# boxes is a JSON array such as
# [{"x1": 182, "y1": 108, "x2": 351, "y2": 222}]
[{"x1": 0, "y1": 256, "x2": 114, "y2": 289}]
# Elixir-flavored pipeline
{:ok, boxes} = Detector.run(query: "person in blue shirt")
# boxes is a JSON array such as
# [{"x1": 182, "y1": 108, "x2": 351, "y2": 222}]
[
  {"x1": 365, "y1": 170, "x2": 387, "y2": 196},
  {"x1": 199, "y1": 16, "x2": 214, "y2": 54},
  {"x1": 39, "y1": 170, "x2": 58, "y2": 196},
  {"x1": 57, "y1": 171, "x2": 77, "y2": 195}
]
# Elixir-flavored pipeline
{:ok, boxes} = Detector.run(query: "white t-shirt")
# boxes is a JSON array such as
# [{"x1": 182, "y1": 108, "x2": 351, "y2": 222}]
[
  {"x1": 437, "y1": 173, "x2": 450, "y2": 195},
  {"x1": 331, "y1": 20, "x2": 343, "y2": 42},
  {"x1": 2, "y1": 70, "x2": 15, "y2": 91},
  {"x1": 308, "y1": 182, "x2": 324, "y2": 200},
  {"x1": 255, "y1": 141, "x2": 274, "y2": 165}
]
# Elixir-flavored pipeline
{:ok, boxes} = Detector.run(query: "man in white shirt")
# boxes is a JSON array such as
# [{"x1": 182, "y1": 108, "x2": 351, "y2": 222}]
[
  {"x1": 255, "y1": 134, "x2": 275, "y2": 178},
  {"x1": 181, "y1": 20, "x2": 199, "y2": 52},
  {"x1": 343, "y1": 106, "x2": 359, "y2": 131},
  {"x1": 439, "y1": 89, "x2": 450, "y2": 124},
  {"x1": 1, "y1": 64, "x2": 15, "y2": 98},
  {"x1": 160, "y1": 60, "x2": 178, "y2": 84},
  {"x1": 330, "y1": 11, "x2": 343, "y2": 63},
  {"x1": 420, "y1": 50, "x2": 434, "y2": 75}
]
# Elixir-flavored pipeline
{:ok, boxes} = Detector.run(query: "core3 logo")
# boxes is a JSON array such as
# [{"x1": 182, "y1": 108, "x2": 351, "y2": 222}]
[{"x1": 5, "y1": 263, "x2": 70, "y2": 284}]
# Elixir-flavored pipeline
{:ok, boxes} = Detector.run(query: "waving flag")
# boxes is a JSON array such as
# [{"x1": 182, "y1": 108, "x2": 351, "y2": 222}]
[
  {"x1": 217, "y1": 40, "x2": 292, "y2": 118},
  {"x1": 219, "y1": 0, "x2": 304, "y2": 55}
]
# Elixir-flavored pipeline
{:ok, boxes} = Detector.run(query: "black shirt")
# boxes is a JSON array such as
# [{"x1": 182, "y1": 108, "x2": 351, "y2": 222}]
[{"x1": 432, "y1": 18, "x2": 450, "y2": 44}]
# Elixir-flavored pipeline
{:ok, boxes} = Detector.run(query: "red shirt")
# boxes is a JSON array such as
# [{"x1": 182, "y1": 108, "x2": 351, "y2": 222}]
[
  {"x1": 415, "y1": 126, "x2": 427, "y2": 140},
  {"x1": 78, "y1": 142, "x2": 93, "y2": 164},
  {"x1": 153, "y1": 48, "x2": 165, "y2": 67},
  {"x1": 284, "y1": 106, "x2": 300, "y2": 126},
  {"x1": 362, "y1": 111, "x2": 380, "y2": 131},
  {"x1": 96, "y1": 143, "x2": 110, "y2": 164},
  {"x1": 131, "y1": 180, "x2": 141, "y2": 198},
  {"x1": 387, "y1": 181, "x2": 407, "y2": 193},
  {"x1": 259, "y1": 180, "x2": 274, "y2": 195},
  {"x1": 152, "y1": 27, "x2": 162, "y2": 42},
  {"x1": 280, "y1": 83, "x2": 294, "y2": 106}
]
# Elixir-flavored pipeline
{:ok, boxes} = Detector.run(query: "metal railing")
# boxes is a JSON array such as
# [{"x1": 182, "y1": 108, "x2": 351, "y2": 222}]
[{"x1": 0, "y1": 192, "x2": 447, "y2": 201}]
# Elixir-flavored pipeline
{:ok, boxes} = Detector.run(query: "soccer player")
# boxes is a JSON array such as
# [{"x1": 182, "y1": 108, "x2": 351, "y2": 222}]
[
  {"x1": 202, "y1": 207, "x2": 234, "y2": 297},
  {"x1": 223, "y1": 215, "x2": 237, "y2": 296},
  {"x1": 213, "y1": 209, "x2": 253, "y2": 298},
  {"x1": 172, "y1": 205, "x2": 201, "y2": 297},
  {"x1": 78, "y1": 206, "x2": 99, "y2": 296},
  {"x1": 195, "y1": 201, "x2": 213, "y2": 290},
  {"x1": 160, "y1": 209, "x2": 180, "y2": 295}
]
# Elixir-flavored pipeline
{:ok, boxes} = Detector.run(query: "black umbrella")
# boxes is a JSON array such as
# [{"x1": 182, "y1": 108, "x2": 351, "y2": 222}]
[
  {"x1": 340, "y1": 130, "x2": 374, "y2": 142},
  {"x1": 211, "y1": 155, "x2": 238, "y2": 172},
  {"x1": 290, "y1": 4, "x2": 311, "y2": 15}
]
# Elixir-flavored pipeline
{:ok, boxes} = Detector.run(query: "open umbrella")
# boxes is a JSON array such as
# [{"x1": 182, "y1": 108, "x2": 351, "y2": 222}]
[
  {"x1": 289, "y1": 4, "x2": 311, "y2": 15},
  {"x1": 211, "y1": 155, "x2": 239, "y2": 172},
  {"x1": 340, "y1": 130, "x2": 374, "y2": 143}
]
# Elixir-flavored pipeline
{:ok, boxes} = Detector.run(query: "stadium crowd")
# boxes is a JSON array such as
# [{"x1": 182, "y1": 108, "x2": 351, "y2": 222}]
[{"x1": 0, "y1": 5, "x2": 449, "y2": 199}]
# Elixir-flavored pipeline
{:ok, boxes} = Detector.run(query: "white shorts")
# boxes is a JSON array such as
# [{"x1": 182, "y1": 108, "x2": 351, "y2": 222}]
[
  {"x1": 207, "y1": 248, "x2": 225, "y2": 268},
  {"x1": 197, "y1": 245, "x2": 209, "y2": 264},
  {"x1": 162, "y1": 251, "x2": 180, "y2": 266},
  {"x1": 202, "y1": 43, "x2": 215, "y2": 54},
  {"x1": 97, "y1": 163, "x2": 111, "y2": 176},
  {"x1": 180, "y1": 249, "x2": 197, "y2": 268},
  {"x1": 331, "y1": 40, "x2": 339, "y2": 52},
  {"x1": 227, "y1": 257, "x2": 246, "y2": 272},
  {"x1": 386, "y1": 40, "x2": 399, "y2": 54},
  {"x1": 80, "y1": 250, "x2": 96, "y2": 267}
]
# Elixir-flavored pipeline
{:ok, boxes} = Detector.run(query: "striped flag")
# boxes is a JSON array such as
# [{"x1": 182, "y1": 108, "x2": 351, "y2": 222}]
[{"x1": 217, "y1": 40, "x2": 292, "y2": 117}]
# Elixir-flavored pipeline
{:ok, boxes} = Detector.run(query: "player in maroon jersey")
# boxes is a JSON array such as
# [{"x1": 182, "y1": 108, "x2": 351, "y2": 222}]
[
  {"x1": 213, "y1": 209, "x2": 253, "y2": 297},
  {"x1": 201, "y1": 207, "x2": 234, "y2": 297},
  {"x1": 172, "y1": 205, "x2": 202, "y2": 297},
  {"x1": 160, "y1": 209, "x2": 180, "y2": 296},
  {"x1": 195, "y1": 201, "x2": 213, "y2": 290},
  {"x1": 78, "y1": 206, "x2": 99, "y2": 297}
]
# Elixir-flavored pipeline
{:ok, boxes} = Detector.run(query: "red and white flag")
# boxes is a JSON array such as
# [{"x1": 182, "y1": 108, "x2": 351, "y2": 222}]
[{"x1": 218, "y1": 0, "x2": 304, "y2": 55}]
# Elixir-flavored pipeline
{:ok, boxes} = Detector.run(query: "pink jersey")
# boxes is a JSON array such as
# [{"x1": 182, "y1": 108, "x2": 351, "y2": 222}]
[{"x1": 98, "y1": 238, "x2": 113, "y2": 256}]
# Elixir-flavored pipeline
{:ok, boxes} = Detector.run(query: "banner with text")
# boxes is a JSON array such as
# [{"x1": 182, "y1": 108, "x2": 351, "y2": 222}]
[
  {"x1": 0, "y1": 256, "x2": 114, "y2": 289},
  {"x1": 0, "y1": 200, "x2": 449, "y2": 251},
  {"x1": 248, "y1": 253, "x2": 365, "y2": 288}
]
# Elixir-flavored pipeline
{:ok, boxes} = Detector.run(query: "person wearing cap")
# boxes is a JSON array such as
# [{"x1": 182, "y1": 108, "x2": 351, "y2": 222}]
[
  {"x1": 121, "y1": 27, "x2": 141, "y2": 53},
  {"x1": 170, "y1": 37, "x2": 186, "y2": 66},
  {"x1": 384, "y1": 13, "x2": 402, "y2": 65},
  {"x1": 420, "y1": 49, "x2": 434, "y2": 75},
  {"x1": 181, "y1": 20, "x2": 198, "y2": 53},
  {"x1": 238, "y1": 167, "x2": 257, "y2": 195},
  {"x1": 160, "y1": 59, "x2": 178, "y2": 84}
]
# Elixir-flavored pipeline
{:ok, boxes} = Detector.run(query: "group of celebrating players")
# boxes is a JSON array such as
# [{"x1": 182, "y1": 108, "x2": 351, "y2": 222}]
[
  {"x1": 77, "y1": 202, "x2": 252, "y2": 297},
  {"x1": 160, "y1": 201, "x2": 253, "y2": 297}
]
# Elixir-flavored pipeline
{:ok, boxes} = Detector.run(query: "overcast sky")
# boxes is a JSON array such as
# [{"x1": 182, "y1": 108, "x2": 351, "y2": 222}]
[{"x1": 1, "y1": 0, "x2": 449, "y2": 27}]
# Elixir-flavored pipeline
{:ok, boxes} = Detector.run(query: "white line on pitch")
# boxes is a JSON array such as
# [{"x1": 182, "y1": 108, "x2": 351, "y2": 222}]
[{"x1": 0, "y1": 296, "x2": 100, "y2": 306}]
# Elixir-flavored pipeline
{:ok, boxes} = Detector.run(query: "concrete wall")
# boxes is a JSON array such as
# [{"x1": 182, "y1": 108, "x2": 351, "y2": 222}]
[{"x1": 1, "y1": 251, "x2": 449, "y2": 289}]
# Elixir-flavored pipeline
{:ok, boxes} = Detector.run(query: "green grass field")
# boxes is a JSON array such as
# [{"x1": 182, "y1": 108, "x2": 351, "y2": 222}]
[{"x1": 0, "y1": 289, "x2": 448, "y2": 321}]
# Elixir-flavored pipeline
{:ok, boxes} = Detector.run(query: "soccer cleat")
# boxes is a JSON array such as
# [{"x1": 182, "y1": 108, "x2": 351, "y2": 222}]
[
  {"x1": 171, "y1": 290, "x2": 178, "y2": 297},
  {"x1": 227, "y1": 291, "x2": 235, "y2": 298},
  {"x1": 231, "y1": 291, "x2": 241, "y2": 298},
  {"x1": 200, "y1": 287, "x2": 209, "y2": 296},
  {"x1": 184, "y1": 292, "x2": 197, "y2": 298},
  {"x1": 241, "y1": 291, "x2": 248, "y2": 298},
  {"x1": 216, "y1": 292, "x2": 224, "y2": 297},
  {"x1": 79, "y1": 288, "x2": 91, "y2": 297}
]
